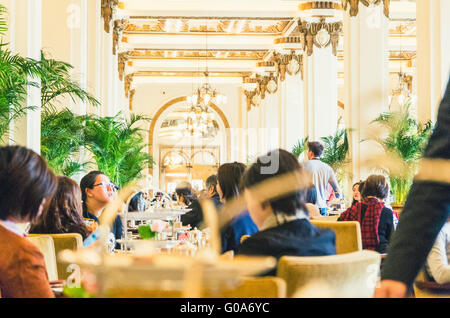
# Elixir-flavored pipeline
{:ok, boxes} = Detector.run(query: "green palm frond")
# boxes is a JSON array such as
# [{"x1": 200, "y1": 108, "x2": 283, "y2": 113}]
[
  {"x1": 292, "y1": 136, "x2": 309, "y2": 159},
  {"x1": 84, "y1": 112, "x2": 154, "y2": 187},
  {"x1": 39, "y1": 51, "x2": 99, "y2": 111},
  {"x1": 41, "y1": 108, "x2": 92, "y2": 177},
  {"x1": 370, "y1": 100, "x2": 434, "y2": 203}
]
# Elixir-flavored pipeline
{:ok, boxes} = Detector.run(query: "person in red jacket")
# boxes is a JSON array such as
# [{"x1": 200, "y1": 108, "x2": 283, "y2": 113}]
[{"x1": 0, "y1": 146, "x2": 58, "y2": 298}]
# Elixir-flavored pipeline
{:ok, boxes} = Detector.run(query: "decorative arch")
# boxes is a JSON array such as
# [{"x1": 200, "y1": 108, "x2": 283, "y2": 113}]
[
  {"x1": 148, "y1": 96, "x2": 231, "y2": 173},
  {"x1": 191, "y1": 149, "x2": 218, "y2": 166}
]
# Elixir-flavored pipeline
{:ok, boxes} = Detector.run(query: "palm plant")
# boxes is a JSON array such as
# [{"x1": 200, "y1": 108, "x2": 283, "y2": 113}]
[
  {"x1": 39, "y1": 51, "x2": 99, "y2": 111},
  {"x1": 291, "y1": 136, "x2": 309, "y2": 160},
  {"x1": 84, "y1": 112, "x2": 155, "y2": 187},
  {"x1": 0, "y1": 48, "x2": 42, "y2": 143},
  {"x1": 41, "y1": 108, "x2": 92, "y2": 177},
  {"x1": 371, "y1": 100, "x2": 433, "y2": 204}
]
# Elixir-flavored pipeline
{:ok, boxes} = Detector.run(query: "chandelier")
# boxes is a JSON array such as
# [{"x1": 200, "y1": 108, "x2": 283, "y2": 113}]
[{"x1": 183, "y1": 23, "x2": 225, "y2": 136}]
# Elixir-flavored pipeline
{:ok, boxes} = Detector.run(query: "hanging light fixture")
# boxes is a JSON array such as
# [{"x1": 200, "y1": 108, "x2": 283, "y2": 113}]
[
  {"x1": 183, "y1": 22, "x2": 221, "y2": 137},
  {"x1": 388, "y1": 31, "x2": 416, "y2": 111}
]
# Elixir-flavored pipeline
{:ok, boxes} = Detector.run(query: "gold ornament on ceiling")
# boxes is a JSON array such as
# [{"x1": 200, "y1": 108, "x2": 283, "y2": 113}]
[
  {"x1": 101, "y1": 0, "x2": 119, "y2": 33},
  {"x1": 129, "y1": 89, "x2": 136, "y2": 111},
  {"x1": 118, "y1": 52, "x2": 129, "y2": 81},
  {"x1": 113, "y1": 19, "x2": 128, "y2": 55},
  {"x1": 124, "y1": 74, "x2": 134, "y2": 98},
  {"x1": 298, "y1": 18, "x2": 342, "y2": 56},
  {"x1": 341, "y1": 0, "x2": 390, "y2": 18}
]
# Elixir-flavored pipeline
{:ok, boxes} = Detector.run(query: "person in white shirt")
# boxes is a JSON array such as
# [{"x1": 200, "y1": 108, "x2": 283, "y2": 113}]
[
  {"x1": 303, "y1": 141, "x2": 342, "y2": 216},
  {"x1": 425, "y1": 220, "x2": 450, "y2": 284}
]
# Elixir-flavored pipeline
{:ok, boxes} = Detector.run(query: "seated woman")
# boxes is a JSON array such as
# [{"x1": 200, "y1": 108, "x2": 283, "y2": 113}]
[
  {"x1": 351, "y1": 181, "x2": 363, "y2": 207},
  {"x1": 218, "y1": 162, "x2": 258, "y2": 254},
  {"x1": 80, "y1": 171, "x2": 123, "y2": 245},
  {"x1": 175, "y1": 181, "x2": 197, "y2": 207},
  {"x1": 236, "y1": 149, "x2": 336, "y2": 275},
  {"x1": 29, "y1": 176, "x2": 91, "y2": 240},
  {"x1": 425, "y1": 219, "x2": 450, "y2": 284},
  {"x1": 338, "y1": 175, "x2": 394, "y2": 254},
  {"x1": 129, "y1": 191, "x2": 147, "y2": 212},
  {"x1": 0, "y1": 146, "x2": 58, "y2": 298}
]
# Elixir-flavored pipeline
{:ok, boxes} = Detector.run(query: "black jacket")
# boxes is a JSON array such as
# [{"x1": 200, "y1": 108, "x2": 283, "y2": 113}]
[
  {"x1": 381, "y1": 76, "x2": 450, "y2": 287},
  {"x1": 236, "y1": 219, "x2": 336, "y2": 276},
  {"x1": 83, "y1": 209, "x2": 123, "y2": 241},
  {"x1": 180, "y1": 193, "x2": 222, "y2": 229}
]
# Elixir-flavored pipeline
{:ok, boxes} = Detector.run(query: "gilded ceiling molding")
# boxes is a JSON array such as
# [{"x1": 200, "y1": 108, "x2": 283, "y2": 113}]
[
  {"x1": 272, "y1": 51, "x2": 304, "y2": 82},
  {"x1": 342, "y1": 0, "x2": 390, "y2": 18},
  {"x1": 113, "y1": 19, "x2": 128, "y2": 55},
  {"x1": 124, "y1": 74, "x2": 134, "y2": 98},
  {"x1": 118, "y1": 52, "x2": 129, "y2": 81},
  {"x1": 101, "y1": 0, "x2": 119, "y2": 33},
  {"x1": 129, "y1": 89, "x2": 136, "y2": 111},
  {"x1": 298, "y1": 18, "x2": 342, "y2": 56}
]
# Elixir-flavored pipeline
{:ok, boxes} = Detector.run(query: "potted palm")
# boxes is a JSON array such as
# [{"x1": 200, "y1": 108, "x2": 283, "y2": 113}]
[
  {"x1": 370, "y1": 100, "x2": 432, "y2": 206},
  {"x1": 84, "y1": 112, "x2": 155, "y2": 187},
  {"x1": 41, "y1": 109, "x2": 93, "y2": 177},
  {"x1": 291, "y1": 136, "x2": 309, "y2": 162}
]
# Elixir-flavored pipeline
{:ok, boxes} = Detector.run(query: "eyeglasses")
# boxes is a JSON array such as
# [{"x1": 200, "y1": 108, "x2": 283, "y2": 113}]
[{"x1": 93, "y1": 182, "x2": 115, "y2": 190}]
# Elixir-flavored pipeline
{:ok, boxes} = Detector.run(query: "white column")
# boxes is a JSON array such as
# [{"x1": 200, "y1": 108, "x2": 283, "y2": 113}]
[
  {"x1": 343, "y1": 4, "x2": 390, "y2": 184},
  {"x1": 279, "y1": 73, "x2": 306, "y2": 153},
  {"x1": 416, "y1": 0, "x2": 450, "y2": 123},
  {"x1": 247, "y1": 106, "x2": 259, "y2": 161},
  {"x1": 12, "y1": 0, "x2": 42, "y2": 154},
  {"x1": 304, "y1": 46, "x2": 338, "y2": 141},
  {"x1": 263, "y1": 90, "x2": 280, "y2": 153}
]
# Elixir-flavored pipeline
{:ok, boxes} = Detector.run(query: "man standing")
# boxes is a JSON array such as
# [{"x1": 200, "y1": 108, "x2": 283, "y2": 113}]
[
  {"x1": 180, "y1": 174, "x2": 222, "y2": 229},
  {"x1": 303, "y1": 141, "x2": 342, "y2": 216}
]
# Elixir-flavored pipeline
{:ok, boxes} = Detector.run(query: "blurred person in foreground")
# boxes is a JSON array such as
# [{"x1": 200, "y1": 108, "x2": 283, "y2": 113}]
[
  {"x1": 374, "y1": 76, "x2": 450, "y2": 298},
  {"x1": 0, "y1": 146, "x2": 57, "y2": 298},
  {"x1": 218, "y1": 162, "x2": 258, "y2": 254},
  {"x1": 236, "y1": 149, "x2": 336, "y2": 276}
]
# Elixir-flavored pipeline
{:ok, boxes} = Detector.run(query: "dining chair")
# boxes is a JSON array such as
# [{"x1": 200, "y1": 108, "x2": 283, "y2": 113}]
[
  {"x1": 27, "y1": 235, "x2": 59, "y2": 282},
  {"x1": 310, "y1": 220, "x2": 362, "y2": 254},
  {"x1": 413, "y1": 269, "x2": 450, "y2": 298},
  {"x1": 277, "y1": 250, "x2": 381, "y2": 298},
  {"x1": 106, "y1": 276, "x2": 286, "y2": 298},
  {"x1": 28, "y1": 233, "x2": 83, "y2": 280}
]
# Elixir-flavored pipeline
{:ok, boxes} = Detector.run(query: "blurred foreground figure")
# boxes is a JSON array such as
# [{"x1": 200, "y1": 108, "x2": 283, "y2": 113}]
[{"x1": 375, "y1": 77, "x2": 450, "y2": 298}]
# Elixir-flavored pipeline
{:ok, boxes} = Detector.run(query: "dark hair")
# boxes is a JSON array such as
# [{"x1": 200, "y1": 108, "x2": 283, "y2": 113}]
[
  {"x1": 361, "y1": 175, "x2": 389, "y2": 200},
  {"x1": 242, "y1": 149, "x2": 306, "y2": 216},
  {"x1": 306, "y1": 186, "x2": 317, "y2": 205},
  {"x1": 307, "y1": 141, "x2": 324, "y2": 157},
  {"x1": 0, "y1": 146, "x2": 57, "y2": 222},
  {"x1": 175, "y1": 181, "x2": 197, "y2": 206},
  {"x1": 217, "y1": 162, "x2": 246, "y2": 201},
  {"x1": 29, "y1": 176, "x2": 90, "y2": 240},
  {"x1": 205, "y1": 174, "x2": 218, "y2": 194},
  {"x1": 351, "y1": 181, "x2": 362, "y2": 206},
  {"x1": 80, "y1": 171, "x2": 105, "y2": 214},
  {"x1": 129, "y1": 192, "x2": 145, "y2": 212}
]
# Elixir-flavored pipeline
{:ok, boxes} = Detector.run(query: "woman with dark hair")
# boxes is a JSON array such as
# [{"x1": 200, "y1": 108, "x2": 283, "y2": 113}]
[
  {"x1": 218, "y1": 162, "x2": 258, "y2": 253},
  {"x1": 29, "y1": 176, "x2": 90, "y2": 240},
  {"x1": 79, "y1": 171, "x2": 123, "y2": 243},
  {"x1": 236, "y1": 149, "x2": 336, "y2": 275},
  {"x1": 0, "y1": 146, "x2": 58, "y2": 298},
  {"x1": 351, "y1": 181, "x2": 364, "y2": 206},
  {"x1": 175, "y1": 181, "x2": 197, "y2": 207},
  {"x1": 338, "y1": 175, "x2": 394, "y2": 254}
]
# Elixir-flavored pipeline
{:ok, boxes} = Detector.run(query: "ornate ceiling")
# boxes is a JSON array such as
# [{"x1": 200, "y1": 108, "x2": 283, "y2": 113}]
[{"x1": 110, "y1": 0, "x2": 417, "y2": 82}]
